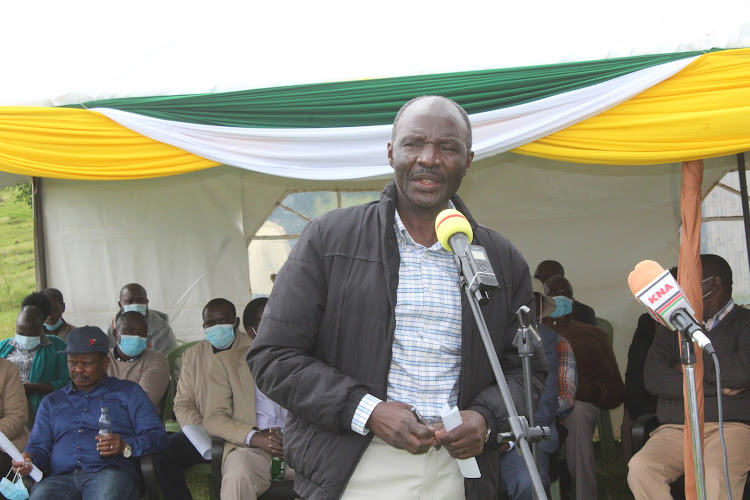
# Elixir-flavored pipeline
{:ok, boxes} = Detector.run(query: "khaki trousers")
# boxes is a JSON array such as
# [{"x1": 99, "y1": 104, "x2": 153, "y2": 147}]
[
  {"x1": 221, "y1": 447, "x2": 294, "y2": 500},
  {"x1": 341, "y1": 436, "x2": 465, "y2": 500},
  {"x1": 628, "y1": 422, "x2": 750, "y2": 500},
  {"x1": 564, "y1": 400, "x2": 600, "y2": 500}
]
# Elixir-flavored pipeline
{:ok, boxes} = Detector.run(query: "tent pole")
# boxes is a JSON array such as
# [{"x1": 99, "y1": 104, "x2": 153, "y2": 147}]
[
  {"x1": 32, "y1": 177, "x2": 47, "y2": 290},
  {"x1": 738, "y1": 153, "x2": 750, "y2": 275}
]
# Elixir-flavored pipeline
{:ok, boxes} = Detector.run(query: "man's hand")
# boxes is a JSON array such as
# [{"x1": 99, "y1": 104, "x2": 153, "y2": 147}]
[
  {"x1": 11, "y1": 452, "x2": 33, "y2": 476},
  {"x1": 722, "y1": 387, "x2": 748, "y2": 396},
  {"x1": 96, "y1": 433, "x2": 125, "y2": 457},
  {"x1": 434, "y1": 410, "x2": 487, "y2": 459},
  {"x1": 249, "y1": 428, "x2": 284, "y2": 459},
  {"x1": 365, "y1": 401, "x2": 436, "y2": 454}
]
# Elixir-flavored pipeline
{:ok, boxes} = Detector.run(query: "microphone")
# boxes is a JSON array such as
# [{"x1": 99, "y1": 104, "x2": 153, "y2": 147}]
[
  {"x1": 628, "y1": 260, "x2": 714, "y2": 353},
  {"x1": 435, "y1": 209, "x2": 498, "y2": 304},
  {"x1": 436, "y1": 209, "x2": 473, "y2": 254}
]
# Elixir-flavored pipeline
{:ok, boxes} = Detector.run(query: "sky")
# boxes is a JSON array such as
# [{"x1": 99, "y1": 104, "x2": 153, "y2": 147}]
[{"x1": 2, "y1": 0, "x2": 749, "y2": 106}]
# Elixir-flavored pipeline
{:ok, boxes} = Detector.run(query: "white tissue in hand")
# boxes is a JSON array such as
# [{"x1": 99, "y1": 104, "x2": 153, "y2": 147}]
[{"x1": 440, "y1": 404, "x2": 481, "y2": 478}]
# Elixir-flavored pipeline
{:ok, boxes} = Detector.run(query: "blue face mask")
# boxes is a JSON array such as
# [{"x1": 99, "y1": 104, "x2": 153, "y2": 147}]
[
  {"x1": 14, "y1": 335, "x2": 41, "y2": 351},
  {"x1": 0, "y1": 470, "x2": 29, "y2": 500},
  {"x1": 119, "y1": 335, "x2": 148, "y2": 357},
  {"x1": 123, "y1": 303, "x2": 148, "y2": 316},
  {"x1": 205, "y1": 324, "x2": 235, "y2": 350},
  {"x1": 44, "y1": 318, "x2": 63, "y2": 331},
  {"x1": 549, "y1": 296, "x2": 574, "y2": 318}
]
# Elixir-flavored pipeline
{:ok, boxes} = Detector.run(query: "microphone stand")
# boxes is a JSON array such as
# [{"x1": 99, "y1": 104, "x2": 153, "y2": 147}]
[
  {"x1": 450, "y1": 248, "x2": 549, "y2": 500},
  {"x1": 679, "y1": 335, "x2": 707, "y2": 500},
  {"x1": 513, "y1": 307, "x2": 543, "y2": 465}
]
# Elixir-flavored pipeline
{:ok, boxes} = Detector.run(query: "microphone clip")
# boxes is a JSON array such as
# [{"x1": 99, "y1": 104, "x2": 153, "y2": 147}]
[{"x1": 456, "y1": 244, "x2": 498, "y2": 305}]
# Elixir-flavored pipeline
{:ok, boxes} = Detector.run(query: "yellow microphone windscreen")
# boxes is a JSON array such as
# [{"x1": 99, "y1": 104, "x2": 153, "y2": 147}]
[{"x1": 435, "y1": 209, "x2": 473, "y2": 252}]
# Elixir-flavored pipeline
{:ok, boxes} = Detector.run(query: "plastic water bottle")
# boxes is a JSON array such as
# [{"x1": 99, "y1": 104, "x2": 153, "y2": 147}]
[{"x1": 99, "y1": 407, "x2": 112, "y2": 436}]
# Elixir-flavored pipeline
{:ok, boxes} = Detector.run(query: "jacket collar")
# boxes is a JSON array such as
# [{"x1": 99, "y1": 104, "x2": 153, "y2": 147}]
[{"x1": 378, "y1": 180, "x2": 479, "y2": 234}]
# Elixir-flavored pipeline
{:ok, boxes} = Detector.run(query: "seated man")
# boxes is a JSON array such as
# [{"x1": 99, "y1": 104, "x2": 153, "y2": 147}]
[
  {"x1": 204, "y1": 297, "x2": 291, "y2": 500},
  {"x1": 41, "y1": 288, "x2": 76, "y2": 341},
  {"x1": 106, "y1": 283, "x2": 177, "y2": 356},
  {"x1": 12, "y1": 326, "x2": 167, "y2": 500},
  {"x1": 107, "y1": 311, "x2": 169, "y2": 411},
  {"x1": 154, "y1": 298, "x2": 252, "y2": 500},
  {"x1": 0, "y1": 358, "x2": 29, "y2": 474},
  {"x1": 534, "y1": 260, "x2": 596, "y2": 326},
  {"x1": 628, "y1": 254, "x2": 750, "y2": 499},
  {"x1": 0, "y1": 293, "x2": 69, "y2": 423},
  {"x1": 542, "y1": 278, "x2": 624, "y2": 500}
]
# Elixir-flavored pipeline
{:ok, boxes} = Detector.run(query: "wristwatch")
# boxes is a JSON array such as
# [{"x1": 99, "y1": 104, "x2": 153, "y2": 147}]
[
  {"x1": 484, "y1": 426, "x2": 492, "y2": 444},
  {"x1": 123, "y1": 443, "x2": 133, "y2": 458}
]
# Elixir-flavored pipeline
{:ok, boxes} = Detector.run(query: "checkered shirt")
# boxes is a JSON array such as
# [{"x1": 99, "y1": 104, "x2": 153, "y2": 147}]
[
  {"x1": 556, "y1": 335, "x2": 577, "y2": 418},
  {"x1": 350, "y1": 205, "x2": 463, "y2": 434}
]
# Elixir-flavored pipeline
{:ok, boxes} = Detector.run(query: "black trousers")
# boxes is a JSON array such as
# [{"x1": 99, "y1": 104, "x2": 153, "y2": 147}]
[{"x1": 153, "y1": 431, "x2": 209, "y2": 500}]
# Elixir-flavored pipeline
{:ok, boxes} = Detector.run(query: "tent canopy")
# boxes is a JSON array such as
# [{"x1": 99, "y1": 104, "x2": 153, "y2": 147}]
[{"x1": 2, "y1": 4, "x2": 750, "y2": 440}]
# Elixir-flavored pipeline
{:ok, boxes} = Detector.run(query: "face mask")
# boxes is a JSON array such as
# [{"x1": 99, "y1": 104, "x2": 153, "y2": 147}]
[
  {"x1": 0, "y1": 470, "x2": 29, "y2": 500},
  {"x1": 44, "y1": 318, "x2": 63, "y2": 331},
  {"x1": 119, "y1": 335, "x2": 148, "y2": 357},
  {"x1": 549, "y1": 296, "x2": 574, "y2": 318},
  {"x1": 205, "y1": 324, "x2": 235, "y2": 350},
  {"x1": 123, "y1": 303, "x2": 147, "y2": 316},
  {"x1": 14, "y1": 335, "x2": 41, "y2": 351}
]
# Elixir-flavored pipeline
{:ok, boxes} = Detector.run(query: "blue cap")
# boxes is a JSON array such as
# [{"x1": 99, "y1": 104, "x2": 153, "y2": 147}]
[{"x1": 58, "y1": 326, "x2": 110, "y2": 354}]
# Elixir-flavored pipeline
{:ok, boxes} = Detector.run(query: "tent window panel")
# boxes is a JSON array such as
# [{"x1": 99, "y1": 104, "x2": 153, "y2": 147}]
[
  {"x1": 341, "y1": 191, "x2": 380, "y2": 208},
  {"x1": 258, "y1": 205, "x2": 308, "y2": 237},
  {"x1": 700, "y1": 170, "x2": 750, "y2": 305},
  {"x1": 248, "y1": 190, "x2": 379, "y2": 297},
  {"x1": 702, "y1": 170, "x2": 750, "y2": 219},
  {"x1": 282, "y1": 191, "x2": 338, "y2": 220},
  {"x1": 700, "y1": 220, "x2": 749, "y2": 305}
]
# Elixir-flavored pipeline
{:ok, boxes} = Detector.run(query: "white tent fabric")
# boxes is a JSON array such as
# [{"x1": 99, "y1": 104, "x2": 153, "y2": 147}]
[
  {"x1": 92, "y1": 56, "x2": 698, "y2": 180},
  {"x1": 45, "y1": 155, "x2": 733, "y2": 350}
]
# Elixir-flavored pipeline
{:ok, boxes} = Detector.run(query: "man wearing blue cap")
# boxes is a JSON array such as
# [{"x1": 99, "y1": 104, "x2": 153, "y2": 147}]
[{"x1": 12, "y1": 326, "x2": 167, "y2": 500}]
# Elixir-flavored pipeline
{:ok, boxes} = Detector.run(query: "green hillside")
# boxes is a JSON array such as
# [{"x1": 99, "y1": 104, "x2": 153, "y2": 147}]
[{"x1": 0, "y1": 184, "x2": 35, "y2": 339}]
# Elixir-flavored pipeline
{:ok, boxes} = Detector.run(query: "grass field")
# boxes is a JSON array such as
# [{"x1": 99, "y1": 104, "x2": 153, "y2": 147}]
[{"x1": 0, "y1": 184, "x2": 35, "y2": 340}]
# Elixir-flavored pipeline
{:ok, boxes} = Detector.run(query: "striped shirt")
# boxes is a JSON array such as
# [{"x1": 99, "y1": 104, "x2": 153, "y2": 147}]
[
  {"x1": 351, "y1": 205, "x2": 463, "y2": 434},
  {"x1": 705, "y1": 299, "x2": 735, "y2": 331}
]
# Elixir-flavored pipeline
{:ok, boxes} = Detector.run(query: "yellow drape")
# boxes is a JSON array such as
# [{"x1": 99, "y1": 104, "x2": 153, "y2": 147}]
[
  {"x1": 515, "y1": 48, "x2": 750, "y2": 164},
  {"x1": 0, "y1": 108, "x2": 217, "y2": 179},
  {"x1": 0, "y1": 49, "x2": 748, "y2": 180}
]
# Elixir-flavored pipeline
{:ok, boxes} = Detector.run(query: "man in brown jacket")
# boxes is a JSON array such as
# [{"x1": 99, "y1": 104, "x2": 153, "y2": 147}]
[
  {"x1": 154, "y1": 298, "x2": 251, "y2": 500},
  {"x1": 0, "y1": 358, "x2": 29, "y2": 473}
]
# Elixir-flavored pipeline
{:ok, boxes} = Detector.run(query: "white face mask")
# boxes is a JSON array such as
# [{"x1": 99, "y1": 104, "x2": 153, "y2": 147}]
[{"x1": 123, "y1": 303, "x2": 147, "y2": 316}]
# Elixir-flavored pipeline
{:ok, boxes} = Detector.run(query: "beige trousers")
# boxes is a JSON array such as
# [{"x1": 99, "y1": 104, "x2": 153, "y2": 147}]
[
  {"x1": 221, "y1": 447, "x2": 294, "y2": 500},
  {"x1": 341, "y1": 436, "x2": 465, "y2": 500},
  {"x1": 628, "y1": 422, "x2": 750, "y2": 500}
]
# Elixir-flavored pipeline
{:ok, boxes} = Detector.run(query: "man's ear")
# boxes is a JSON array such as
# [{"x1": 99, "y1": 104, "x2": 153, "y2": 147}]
[
  {"x1": 233, "y1": 317, "x2": 240, "y2": 331},
  {"x1": 387, "y1": 143, "x2": 394, "y2": 167},
  {"x1": 62, "y1": 302, "x2": 66, "y2": 313},
  {"x1": 117, "y1": 301, "x2": 123, "y2": 311}
]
